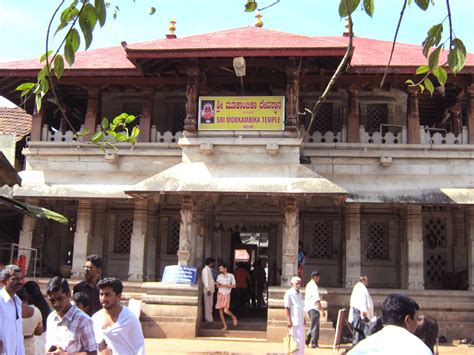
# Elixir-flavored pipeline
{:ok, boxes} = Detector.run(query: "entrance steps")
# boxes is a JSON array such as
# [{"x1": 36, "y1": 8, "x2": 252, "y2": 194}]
[{"x1": 198, "y1": 320, "x2": 267, "y2": 340}]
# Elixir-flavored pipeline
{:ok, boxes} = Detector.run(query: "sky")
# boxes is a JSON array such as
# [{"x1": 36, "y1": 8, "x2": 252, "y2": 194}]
[{"x1": 0, "y1": 0, "x2": 473, "y2": 63}]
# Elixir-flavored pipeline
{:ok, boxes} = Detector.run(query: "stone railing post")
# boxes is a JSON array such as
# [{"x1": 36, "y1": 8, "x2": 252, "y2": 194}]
[{"x1": 71, "y1": 200, "x2": 93, "y2": 279}]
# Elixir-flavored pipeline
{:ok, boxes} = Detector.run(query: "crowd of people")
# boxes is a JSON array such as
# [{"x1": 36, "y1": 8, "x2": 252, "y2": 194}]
[
  {"x1": 0, "y1": 254, "x2": 145, "y2": 355},
  {"x1": 284, "y1": 272, "x2": 440, "y2": 354}
]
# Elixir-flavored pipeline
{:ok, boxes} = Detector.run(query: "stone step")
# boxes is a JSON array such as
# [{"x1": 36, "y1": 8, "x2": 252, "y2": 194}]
[
  {"x1": 198, "y1": 328, "x2": 267, "y2": 339},
  {"x1": 200, "y1": 321, "x2": 266, "y2": 332}
]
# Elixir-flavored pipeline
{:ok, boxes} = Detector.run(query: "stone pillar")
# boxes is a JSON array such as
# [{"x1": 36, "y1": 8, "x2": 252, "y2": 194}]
[
  {"x1": 407, "y1": 86, "x2": 421, "y2": 144},
  {"x1": 139, "y1": 88, "x2": 154, "y2": 142},
  {"x1": 468, "y1": 207, "x2": 474, "y2": 290},
  {"x1": 145, "y1": 201, "x2": 158, "y2": 280},
  {"x1": 406, "y1": 205, "x2": 424, "y2": 290},
  {"x1": 177, "y1": 195, "x2": 194, "y2": 266},
  {"x1": 84, "y1": 89, "x2": 98, "y2": 137},
  {"x1": 71, "y1": 200, "x2": 93, "y2": 279},
  {"x1": 281, "y1": 197, "x2": 299, "y2": 286},
  {"x1": 128, "y1": 199, "x2": 148, "y2": 281},
  {"x1": 466, "y1": 86, "x2": 474, "y2": 144},
  {"x1": 285, "y1": 65, "x2": 300, "y2": 132},
  {"x1": 347, "y1": 87, "x2": 360, "y2": 143},
  {"x1": 30, "y1": 110, "x2": 45, "y2": 141},
  {"x1": 183, "y1": 65, "x2": 200, "y2": 136},
  {"x1": 18, "y1": 201, "x2": 37, "y2": 274},
  {"x1": 344, "y1": 204, "x2": 361, "y2": 287},
  {"x1": 89, "y1": 203, "x2": 106, "y2": 256}
]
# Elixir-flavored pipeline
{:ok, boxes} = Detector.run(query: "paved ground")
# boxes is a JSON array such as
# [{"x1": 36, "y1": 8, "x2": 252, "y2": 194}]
[{"x1": 145, "y1": 338, "x2": 474, "y2": 354}]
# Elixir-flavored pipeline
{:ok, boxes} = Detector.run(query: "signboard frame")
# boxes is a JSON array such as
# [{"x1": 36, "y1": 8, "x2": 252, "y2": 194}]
[{"x1": 161, "y1": 265, "x2": 197, "y2": 285}]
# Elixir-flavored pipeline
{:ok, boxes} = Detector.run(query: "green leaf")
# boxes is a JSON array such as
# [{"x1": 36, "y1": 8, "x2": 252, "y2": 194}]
[
  {"x1": 427, "y1": 23, "x2": 443, "y2": 46},
  {"x1": 95, "y1": 0, "x2": 107, "y2": 27},
  {"x1": 37, "y1": 65, "x2": 49, "y2": 82},
  {"x1": 64, "y1": 29, "x2": 80, "y2": 66},
  {"x1": 101, "y1": 117, "x2": 109, "y2": 130},
  {"x1": 15, "y1": 82, "x2": 35, "y2": 91},
  {"x1": 415, "y1": 65, "x2": 430, "y2": 75},
  {"x1": 418, "y1": 83, "x2": 425, "y2": 93},
  {"x1": 433, "y1": 67, "x2": 447, "y2": 86},
  {"x1": 35, "y1": 93, "x2": 42, "y2": 112},
  {"x1": 408, "y1": 0, "x2": 413, "y2": 4},
  {"x1": 106, "y1": 130, "x2": 117, "y2": 138},
  {"x1": 339, "y1": 0, "x2": 361, "y2": 17},
  {"x1": 125, "y1": 114, "x2": 136, "y2": 124},
  {"x1": 363, "y1": 0, "x2": 374, "y2": 17},
  {"x1": 424, "y1": 78, "x2": 434, "y2": 96},
  {"x1": 405, "y1": 79, "x2": 415, "y2": 86},
  {"x1": 112, "y1": 115, "x2": 123, "y2": 125},
  {"x1": 149, "y1": 6, "x2": 156, "y2": 15},
  {"x1": 54, "y1": 55, "x2": 65, "y2": 80},
  {"x1": 131, "y1": 126, "x2": 140, "y2": 138},
  {"x1": 92, "y1": 131, "x2": 105, "y2": 143},
  {"x1": 414, "y1": 0, "x2": 429, "y2": 10},
  {"x1": 422, "y1": 37, "x2": 434, "y2": 58},
  {"x1": 56, "y1": 5, "x2": 79, "y2": 36},
  {"x1": 40, "y1": 78, "x2": 49, "y2": 96},
  {"x1": 428, "y1": 47, "x2": 441, "y2": 70},
  {"x1": 115, "y1": 133, "x2": 128, "y2": 142},
  {"x1": 76, "y1": 128, "x2": 90, "y2": 137},
  {"x1": 448, "y1": 38, "x2": 467, "y2": 74},
  {"x1": 244, "y1": 0, "x2": 257, "y2": 12},
  {"x1": 79, "y1": 3, "x2": 97, "y2": 50},
  {"x1": 40, "y1": 50, "x2": 53, "y2": 63}
]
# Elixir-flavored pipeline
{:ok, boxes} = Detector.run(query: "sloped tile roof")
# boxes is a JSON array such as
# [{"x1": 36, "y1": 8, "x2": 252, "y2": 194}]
[{"x1": 0, "y1": 107, "x2": 32, "y2": 141}]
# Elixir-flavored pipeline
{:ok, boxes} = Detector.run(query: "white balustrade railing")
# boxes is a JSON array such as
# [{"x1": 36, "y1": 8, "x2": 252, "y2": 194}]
[
  {"x1": 151, "y1": 127, "x2": 183, "y2": 144},
  {"x1": 305, "y1": 127, "x2": 345, "y2": 143},
  {"x1": 360, "y1": 125, "x2": 406, "y2": 144},
  {"x1": 42, "y1": 124, "x2": 86, "y2": 142},
  {"x1": 420, "y1": 126, "x2": 468, "y2": 145}
]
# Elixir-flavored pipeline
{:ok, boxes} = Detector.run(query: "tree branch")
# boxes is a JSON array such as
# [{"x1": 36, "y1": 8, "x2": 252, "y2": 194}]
[
  {"x1": 380, "y1": 0, "x2": 408, "y2": 88},
  {"x1": 446, "y1": 0, "x2": 453, "y2": 49},
  {"x1": 258, "y1": 0, "x2": 280, "y2": 11},
  {"x1": 300, "y1": 1, "x2": 354, "y2": 146}
]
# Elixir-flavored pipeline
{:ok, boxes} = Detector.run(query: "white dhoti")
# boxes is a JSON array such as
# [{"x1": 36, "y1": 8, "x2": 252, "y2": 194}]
[
  {"x1": 291, "y1": 324, "x2": 306, "y2": 355},
  {"x1": 203, "y1": 291, "x2": 214, "y2": 322}
]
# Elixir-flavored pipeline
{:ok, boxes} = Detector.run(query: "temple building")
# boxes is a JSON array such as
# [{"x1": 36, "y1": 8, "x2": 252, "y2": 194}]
[{"x1": 0, "y1": 19, "x2": 474, "y2": 340}]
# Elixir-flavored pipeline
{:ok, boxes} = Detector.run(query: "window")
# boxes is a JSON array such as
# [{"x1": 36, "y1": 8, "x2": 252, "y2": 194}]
[
  {"x1": 310, "y1": 221, "x2": 331, "y2": 259},
  {"x1": 167, "y1": 218, "x2": 180, "y2": 255},
  {"x1": 367, "y1": 222, "x2": 388, "y2": 260},
  {"x1": 116, "y1": 217, "x2": 133, "y2": 254},
  {"x1": 365, "y1": 104, "x2": 388, "y2": 133}
]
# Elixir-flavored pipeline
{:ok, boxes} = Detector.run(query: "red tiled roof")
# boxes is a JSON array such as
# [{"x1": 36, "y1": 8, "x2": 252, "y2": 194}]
[
  {"x1": 0, "y1": 107, "x2": 32, "y2": 141},
  {"x1": 0, "y1": 26, "x2": 472, "y2": 74}
]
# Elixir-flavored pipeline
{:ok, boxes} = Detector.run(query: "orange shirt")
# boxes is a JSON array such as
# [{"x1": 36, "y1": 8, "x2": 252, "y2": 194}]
[{"x1": 234, "y1": 268, "x2": 250, "y2": 288}]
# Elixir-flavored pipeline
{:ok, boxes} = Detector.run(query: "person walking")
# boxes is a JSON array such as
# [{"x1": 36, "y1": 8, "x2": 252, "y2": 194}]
[
  {"x1": 17, "y1": 286, "x2": 43, "y2": 355},
  {"x1": 92, "y1": 277, "x2": 145, "y2": 355},
  {"x1": 45, "y1": 276, "x2": 97, "y2": 354},
  {"x1": 284, "y1": 276, "x2": 305, "y2": 355},
  {"x1": 349, "y1": 276, "x2": 374, "y2": 345},
  {"x1": 304, "y1": 271, "x2": 325, "y2": 349},
  {"x1": 202, "y1": 257, "x2": 216, "y2": 322},
  {"x1": 0, "y1": 264, "x2": 25, "y2": 355},
  {"x1": 73, "y1": 254, "x2": 103, "y2": 316},
  {"x1": 215, "y1": 263, "x2": 238, "y2": 331},
  {"x1": 24, "y1": 280, "x2": 51, "y2": 355}
]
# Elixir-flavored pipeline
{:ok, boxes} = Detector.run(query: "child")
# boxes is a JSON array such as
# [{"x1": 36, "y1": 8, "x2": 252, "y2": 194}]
[{"x1": 73, "y1": 291, "x2": 91, "y2": 314}]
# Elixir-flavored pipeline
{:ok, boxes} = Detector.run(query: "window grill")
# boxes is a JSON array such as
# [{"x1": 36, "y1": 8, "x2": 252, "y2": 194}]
[
  {"x1": 310, "y1": 221, "x2": 331, "y2": 259},
  {"x1": 367, "y1": 222, "x2": 388, "y2": 260},
  {"x1": 116, "y1": 217, "x2": 133, "y2": 254},
  {"x1": 167, "y1": 218, "x2": 180, "y2": 255}
]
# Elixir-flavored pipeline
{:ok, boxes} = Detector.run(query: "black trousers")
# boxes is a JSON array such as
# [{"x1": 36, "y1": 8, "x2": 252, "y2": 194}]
[
  {"x1": 306, "y1": 309, "x2": 320, "y2": 347},
  {"x1": 351, "y1": 308, "x2": 367, "y2": 345}
]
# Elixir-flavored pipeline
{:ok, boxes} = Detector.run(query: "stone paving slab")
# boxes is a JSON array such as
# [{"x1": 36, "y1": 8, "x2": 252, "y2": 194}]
[{"x1": 145, "y1": 339, "x2": 474, "y2": 355}]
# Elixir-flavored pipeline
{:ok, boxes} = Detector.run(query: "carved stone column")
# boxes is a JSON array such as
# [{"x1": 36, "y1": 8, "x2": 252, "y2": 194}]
[
  {"x1": 183, "y1": 65, "x2": 200, "y2": 135},
  {"x1": 177, "y1": 195, "x2": 194, "y2": 266},
  {"x1": 18, "y1": 198, "x2": 38, "y2": 274},
  {"x1": 139, "y1": 88, "x2": 154, "y2": 142},
  {"x1": 281, "y1": 197, "x2": 299, "y2": 286},
  {"x1": 468, "y1": 207, "x2": 474, "y2": 290},
  {"x1": 344, "y1": 204, "x2": 361, "y2": 287},
  {"x1": 347, "y1": 86, "x2": 360, "y2": 143},
  {"x1": 145, "y1": 201, "x2": 158, "y2": 280},
  {"x1": 406, "y1": 205, "x2": 424, "y2": 290},
  {"x1": 407, "y1": 86, "x2": 421, "y2": 144},
  {"x1": 285, "y1": 65, "x2": 300, "y2": 132},
  {"x1": 89, "y1": 203, "x2": 106, "y2": 256},
  {"x1": 128, "y1": 199, "x2": 148, "y2": 281},
  {"x1": 466, "y1": 85, "x2": 474, "y2": 144},
  {"x1": 71, "y1": 200, "x2": 93, "y2": 279},
  {"x1": 30, "y1": 110, "x2": 46, "y2": 141},
  {"x1": 84, "y1": 88, "x2": 99, "y2": 137}
]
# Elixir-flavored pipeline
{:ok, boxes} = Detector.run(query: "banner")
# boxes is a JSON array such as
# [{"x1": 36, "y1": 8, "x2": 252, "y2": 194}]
[
  {"x1": 162, "y1": 265, "x2": 197, "y2": 285},
  {"x1": 198, "y1": 96, "x2": 285, "y2": 131}
]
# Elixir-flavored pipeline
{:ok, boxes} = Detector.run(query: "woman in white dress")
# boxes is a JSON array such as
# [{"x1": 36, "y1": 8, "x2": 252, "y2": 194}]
[
  {"x1": 17, "y1": 287, "x2": 43, "y2": 354},
  {"x1": 24, "y1": 281, "x2": 51, "y2": 355},
  {"x1": 215, "y1": 263, "x2": 238, "y2": 331}
]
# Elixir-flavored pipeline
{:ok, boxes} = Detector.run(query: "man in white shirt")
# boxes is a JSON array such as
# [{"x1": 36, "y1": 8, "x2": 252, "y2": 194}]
[
  {"x1": 349, "y1": 294, "x2": 432, "y2": 355},
  {"x1": 304, "y1": 271, "x2": 325, "y2": 348},
  {"x1": 92, "y1": 277, "x2": 145, "y2": 355},
  {"x1": 201, "y1": 257, "x2": 216, "y2": 322},
  {"x1": 284, "y1": 276, "x2": 305, "y2": 355},
  {"x1": 349, "y1": 276, "x2": 374, "y2": 345},
  {"x1": 0, "y1": 264, "x2": 25, "y2": 355}
]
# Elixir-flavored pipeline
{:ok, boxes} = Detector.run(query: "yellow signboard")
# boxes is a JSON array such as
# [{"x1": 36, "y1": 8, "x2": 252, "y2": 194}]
[{"x1": 198, "y1": 96, "x2": 285, "y2": 131}]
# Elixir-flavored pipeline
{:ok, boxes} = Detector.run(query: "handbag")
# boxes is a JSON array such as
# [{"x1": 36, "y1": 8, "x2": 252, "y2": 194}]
[{"x1": 283, "y1": 330, "x2": 299, "y2": 353}]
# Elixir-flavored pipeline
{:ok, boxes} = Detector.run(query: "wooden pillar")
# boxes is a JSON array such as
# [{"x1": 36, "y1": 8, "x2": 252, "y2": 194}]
[
  {"x1": 347, "y1": 86, "x2": 360, "y2": 143},
  {"x1": 183, "y1": 65, "x2": 200, "y2": 136},
  {"x1": 406, "y1": 205, "x2": 424, "y2": 290},
  {"x1": 467, "y1": 85, "x2": 474, "y2": 144},
  {"x1": 18, "y1": 198, "x2": 39, "y2": 274},
  {"x1": 71, "y1": 200, "x2": 93, "y2": 279},
  {"x1": 84, "y1": 89, "x2": 98, "y2": 137},
  {"x1": 344, "y1": 204, "x2": 361, "y2": 287},
  {"x1": 139, "y1": 88, "x2": 154, "y2": 142},
  {"x1": 128, "y1": 199, "x2": 148, "y2": 281},
  {"x1": 285, "y1": 65, "x2": 300, "y2": 132},
  {"x1": 281, "y1": 197, "x2": 299, "y2": 286},
  {"x1": 177, "y1": 195, "x2": 194, "y2": 266},
  {"x1": 30, "y1": 110, "x2": 45, "y2": 141},
  {"x1": 407, "y1": 86, "x2": 421, "y2": 144}
]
